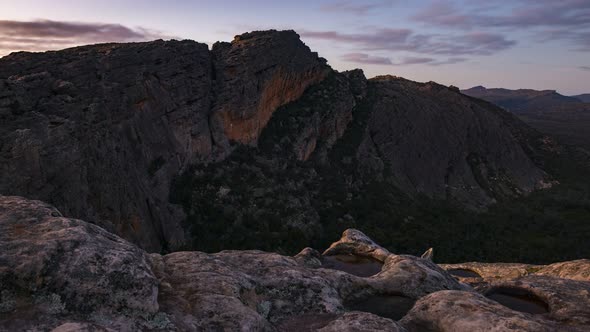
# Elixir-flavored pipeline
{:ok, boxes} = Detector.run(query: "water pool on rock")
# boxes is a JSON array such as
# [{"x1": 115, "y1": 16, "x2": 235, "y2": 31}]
[{"x1": 321, "y1": 254, "x2": 383, "y2": 277}]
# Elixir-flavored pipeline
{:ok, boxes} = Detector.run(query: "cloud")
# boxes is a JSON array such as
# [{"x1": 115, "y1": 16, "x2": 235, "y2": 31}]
[
  {"x1": 413, "y1": 0, "x2": 590, "y2": 30},
  {"x1": 301, "y1": 28, "x2": 412, "y2": 46},
  {"x1": 0, "y1": 20, "x2": 169, "y2": 56},
  {"x1": 397, "y1": 57, "x2": 435, "y2": 65},
  {"x1": 341, "y1": 52, "x2": 392, "y2": 64},
  {"x1": 411, "y1": 1, "x2": 590, "y2": 53},
  {"x1": 580, "y1": 66, "x2": 590, "y2": 71},
  {"x1": 300, "y1": 28, "x2": 515, "y2": 56},
  {"x1": 340, "y1": 53, "x2": 468, "y2": 67},
  {"x1": 394, "y1": 56, "x2": 468, "y2": 66},
  {"x1": 536, "y1": 29, "x2": 590, "y2": 51},
  {"x1": 431, "y1": 57, "x2": 468, "y2": 66},
  {"x1": 412, "y1": 2, "x2": 471, "y2": 29},
  {"x1": 320, "y1": 1, "x2": 391, "y2": 16}
]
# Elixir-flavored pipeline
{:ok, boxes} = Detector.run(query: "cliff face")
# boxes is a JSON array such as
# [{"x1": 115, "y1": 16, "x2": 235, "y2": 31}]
[
  {"x1": 0, "y1": 40, "x2": 213, "y2": 252},
  {"x1": 0, "y1": 30, "x2": 550, "y2": 253},
  {"x1": 0, "y1": 31, "x2": 327, "y2": 252},
  {"x1": 361, "y1": 77, "x2": 547, "y2": 207},
  {"x1": 211, "y1": 31, "x2": 328, "y2": 147}
]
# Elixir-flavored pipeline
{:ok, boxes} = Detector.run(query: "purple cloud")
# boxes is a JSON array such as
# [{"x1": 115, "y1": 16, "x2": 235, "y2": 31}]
[
  {"x1": 428, "y1": 57, "x2": 469, "y2": 66},
  {"x1": 320, "y1": 1, "x2": 391, "y2": 16},
  {"x1": 412, "y1": 2, "x2": 471, "y2": 29},
  {"x1": 397, "y1": 57, "x2": 435, "y2": 65},
  {"x1": 413, "y1": 0, "x2": 590, "y2": 29},
  {"x1": 341, "y1": 52, "x2": 392, "y2": 65},
  {"x1": 536, "y1": 29, "x2": 590, "y2": 51},
  {"x1": 300, "y1": 28, "x2": 515, "y2": 56},
  {"x1": 394, "y1": 56, "x2": 468, "y2": 66},
  {"x1": 301, "y1": 28, "x2": 412, "y2": 46},
  {"x1": 0, "y1": 20, "x2": 169, "y2": 56}
]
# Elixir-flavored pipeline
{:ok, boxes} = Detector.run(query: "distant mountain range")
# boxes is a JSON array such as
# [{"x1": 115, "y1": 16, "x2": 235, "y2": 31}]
[
  {"x1": 462, "y1": 86, "x2": 590, "y2": 149},
  {"x1": 573, "y1": 93, "x2": 590, "y2": 103}
]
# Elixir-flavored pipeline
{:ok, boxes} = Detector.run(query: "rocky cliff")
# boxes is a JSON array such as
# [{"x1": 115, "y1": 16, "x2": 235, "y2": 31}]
[
  {"x1": 1, "y1": 196, "x2": 589, "y2": 331},
  {"x1": 0, "y1": 30, "x2": 555, "y2": 254},
  {"x1": 0, "y1": 30, "x2": 327, "y2": 252}
]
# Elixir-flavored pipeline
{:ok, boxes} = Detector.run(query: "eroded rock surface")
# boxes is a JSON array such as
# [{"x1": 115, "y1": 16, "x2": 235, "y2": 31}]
[
  {"x1": 0, "y1": 196, "x2": 159, "y2": 331},
  {"x1": 401, "y1": 290, "x2": 564, "y2": 332},
  {"x1": 536, "y1": 259, "x2": 590, "y2": 281},
  {"x1": 323, "y1": 228, "x2": 391, "y2": 262},
  {"x1": 2, "y1": 197, "x2": 589, "y2": 331}
]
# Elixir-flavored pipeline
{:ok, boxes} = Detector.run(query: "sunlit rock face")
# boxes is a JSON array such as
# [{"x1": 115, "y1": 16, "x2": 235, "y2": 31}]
[
  {"x1": 2, "y1": 196, "x2": 589, "y2": 331},
  {"x1": 211, "y1": 30, "x2": 328, "y2": 146}
]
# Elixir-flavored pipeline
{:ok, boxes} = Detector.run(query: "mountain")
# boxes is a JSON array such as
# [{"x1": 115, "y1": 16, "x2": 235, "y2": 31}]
[
  {"x1": 462, "y1": 86, "x2": 590, "y2": 149},
  {"x1": 1, "y1": 30, "x2": 589, "y2": 263},
  {"x1": 462, "y1": 86, "x2": 582, "y2": 113},
  {"x1": 573, "y1": 93, "x2": 590, "y2": 102},
  {"x1": 1, "y1": 195, "x2": 589, "y2": 331},
  {"x1": 0, "y1": 31, "x2": 328, "y2": 252}
]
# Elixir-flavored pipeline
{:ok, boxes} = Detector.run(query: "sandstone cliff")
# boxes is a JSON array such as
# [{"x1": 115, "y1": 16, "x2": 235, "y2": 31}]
[
  {"x1": 0, "y1": 31, "x2": 327, "y2": 252},
  {"x1": 1, "y1": 196, "x2": 589, "y2": 331},
  {"x1": 0, "y1": 30, "x2": 552, "y2": 254}
]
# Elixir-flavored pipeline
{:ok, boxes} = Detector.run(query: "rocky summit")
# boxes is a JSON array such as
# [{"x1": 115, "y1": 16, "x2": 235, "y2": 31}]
[{"x1": 1, "y1": 195, "x2": 590, "y2": 331}]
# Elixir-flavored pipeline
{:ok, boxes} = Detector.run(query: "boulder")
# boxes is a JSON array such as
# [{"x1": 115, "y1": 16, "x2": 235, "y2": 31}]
[
  {"x1": 323, "y1": 229, "x2": 391, "y2": 262},
  {"x1": 0, "y1": 196, "x2": 159, "y2": 331},
  {"x1": 401, "y1": 290, "x2": 565, "y2": 332}
]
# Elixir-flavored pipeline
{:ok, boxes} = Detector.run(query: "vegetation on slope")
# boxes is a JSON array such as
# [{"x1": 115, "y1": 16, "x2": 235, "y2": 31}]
[{"x1": 171, "y1": 77, "x2": 590, "y2": 264}]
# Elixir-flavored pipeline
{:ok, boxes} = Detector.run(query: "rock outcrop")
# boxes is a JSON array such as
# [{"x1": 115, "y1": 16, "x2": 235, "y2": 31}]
[
  {"x1": 0, "y1": 196, "x2": 159, "y2": 331},
  {"x1": 210, "y1": 30, "x2": 328, "y2": 147},
  {"x1": 362, "y1": 77, "x2": 548, "y2": 208},
  {"x1": 0, "y1": 30, "x2": 327, "y2": 252},
  {"x1": 2, "y1": 196, "x2": 589, "y2": 331}
]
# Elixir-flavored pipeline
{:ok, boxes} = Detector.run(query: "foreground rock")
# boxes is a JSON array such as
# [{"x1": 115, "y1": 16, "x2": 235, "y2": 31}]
[
  {"x1": 1, "y1": 196, "x2": 589, "y2": 331},
  {"x1": 0, "y1": 196, "x2": 158, "y2": 331}
]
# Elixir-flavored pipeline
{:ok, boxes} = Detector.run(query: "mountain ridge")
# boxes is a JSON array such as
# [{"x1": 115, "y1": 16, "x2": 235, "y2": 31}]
[
  {"x1": 0, "y1": 30, "x2": 579, "y2": 259},
  {"x1": 462, "y1": 85, "x2": 590, "y2": 149}
]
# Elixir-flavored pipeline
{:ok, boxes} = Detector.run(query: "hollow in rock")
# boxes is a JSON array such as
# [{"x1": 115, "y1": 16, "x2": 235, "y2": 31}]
[
  {"x1": 486, "y1": 287, "x2": 549, "y2": 314},
  {"x1": 321, "y1": 254, "x2": 383, "y2": 277},
  {"x1": 346, "y1": 295, "x2": 416, "y2": 321}
]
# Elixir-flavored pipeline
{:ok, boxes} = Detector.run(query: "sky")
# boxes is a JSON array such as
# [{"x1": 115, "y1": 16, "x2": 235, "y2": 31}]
[{"x1": 0, "y1": 0, "x2": 589, "y2": 95}]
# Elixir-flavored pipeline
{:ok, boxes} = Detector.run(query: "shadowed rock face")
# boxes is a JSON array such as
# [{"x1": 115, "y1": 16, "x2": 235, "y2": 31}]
[
  {"x1": 1, "y1": 196, "x2": 590, "y2": 331},
  {"x1": 364, "y1": 77, "x2": 548, "y2": 208},
  {"x1": 0, "y1": 39, "x2": 213, "y2": 252}
]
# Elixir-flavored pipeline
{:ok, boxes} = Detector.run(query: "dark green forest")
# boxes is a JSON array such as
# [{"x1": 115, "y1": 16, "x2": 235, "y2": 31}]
[{"x1": 170, "y1": 77, "x2": 590, "y2": 264}]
